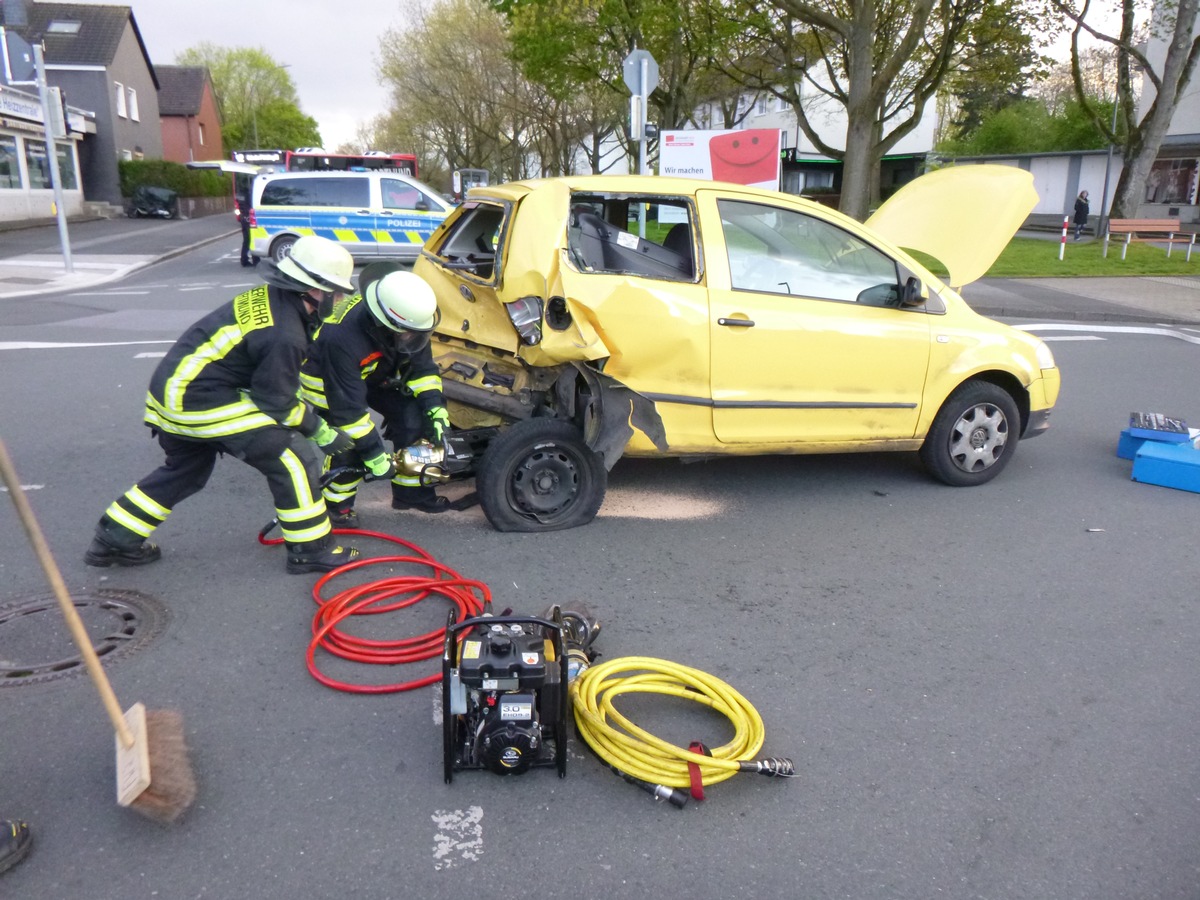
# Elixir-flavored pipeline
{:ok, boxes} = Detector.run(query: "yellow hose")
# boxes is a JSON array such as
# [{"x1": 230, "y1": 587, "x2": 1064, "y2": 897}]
[{"x1": 571, "y1": 656, "x2": 766, "y2": 789}]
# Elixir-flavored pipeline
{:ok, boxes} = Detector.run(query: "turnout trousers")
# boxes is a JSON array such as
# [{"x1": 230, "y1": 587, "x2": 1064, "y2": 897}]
[{"x1": 99, "y1": 427, "x2": 331, "y2": 547}]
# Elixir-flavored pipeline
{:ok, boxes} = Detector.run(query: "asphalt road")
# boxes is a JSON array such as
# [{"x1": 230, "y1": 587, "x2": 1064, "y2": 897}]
[{"x1": 2, "y1": 235, "x2": 1200, "y2": 898}]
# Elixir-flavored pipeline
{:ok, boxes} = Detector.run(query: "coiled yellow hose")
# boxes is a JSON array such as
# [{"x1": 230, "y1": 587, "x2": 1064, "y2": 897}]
[{"x1": 571, "y1": 656, "x2": 766, "y2": 789}]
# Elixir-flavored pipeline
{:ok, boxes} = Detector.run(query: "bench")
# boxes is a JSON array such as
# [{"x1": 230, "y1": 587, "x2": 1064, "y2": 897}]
[{"x1": 1104, "y1": 218, "x2": 1196, "y2": 261}]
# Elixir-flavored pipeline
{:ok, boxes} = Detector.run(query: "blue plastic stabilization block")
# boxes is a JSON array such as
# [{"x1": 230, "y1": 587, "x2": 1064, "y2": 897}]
[
  {"x1": 1116, "y1": 429, "x2": 1146, "y2": 460},
  {"x1": 1131, "y1": 441, "x2": 1200, "y2": 494}
]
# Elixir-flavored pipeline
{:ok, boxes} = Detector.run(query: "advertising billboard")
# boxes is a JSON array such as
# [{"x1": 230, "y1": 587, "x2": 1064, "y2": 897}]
[{"x1": 658, "y1": 128, "x2": 781, "y2": 189}]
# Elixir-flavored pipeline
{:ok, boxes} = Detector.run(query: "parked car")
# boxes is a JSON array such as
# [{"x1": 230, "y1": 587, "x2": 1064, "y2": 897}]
[
  {"x1": 126, "y1": 185, "x2": 178, "y2": 219},
  {"x1": 414, "y1": 167, "x2": 1061, "y2": 532},
  {"x1": 249, "y1": 170, "x2": 454, "y2": 263}
]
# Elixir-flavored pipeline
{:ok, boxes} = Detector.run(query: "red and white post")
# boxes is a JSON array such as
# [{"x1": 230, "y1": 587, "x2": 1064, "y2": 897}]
[{"x1": 1059, "y1": 216, "x2": 1069, "y2": 260}]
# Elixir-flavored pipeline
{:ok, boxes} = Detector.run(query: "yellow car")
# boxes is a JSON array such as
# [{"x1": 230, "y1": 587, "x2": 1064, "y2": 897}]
[{"x1": 415, "y1": 167, "x2": 1060, "y2": 532}]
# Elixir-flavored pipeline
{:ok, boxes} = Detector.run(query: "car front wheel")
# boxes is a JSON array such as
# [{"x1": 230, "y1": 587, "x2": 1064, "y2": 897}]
[
  {"x1": 477, "y1": 418, "x2": 607, "y2": 532},
  {"x1": 920, "y1": 382, "x2": 1021, "y2": 486}
]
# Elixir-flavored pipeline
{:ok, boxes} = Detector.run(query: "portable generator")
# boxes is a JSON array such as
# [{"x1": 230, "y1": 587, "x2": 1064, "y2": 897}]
[{"x1": 442, "y1": 608, "x2": 569, "y2": 782}]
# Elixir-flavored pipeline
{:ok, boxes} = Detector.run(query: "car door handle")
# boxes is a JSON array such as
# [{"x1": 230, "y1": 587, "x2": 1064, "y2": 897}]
[
  {"x1": 718, "y1": 317, "x2": 755, "y2": 327},
  {"x1": 357, "y1": 209, "x2": 372, "y2": 215}
]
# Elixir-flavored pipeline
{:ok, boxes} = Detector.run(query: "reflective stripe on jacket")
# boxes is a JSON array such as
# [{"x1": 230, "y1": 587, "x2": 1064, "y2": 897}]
[{"x1": 145, "y1": 285, "x2": 322, "y2": 440}]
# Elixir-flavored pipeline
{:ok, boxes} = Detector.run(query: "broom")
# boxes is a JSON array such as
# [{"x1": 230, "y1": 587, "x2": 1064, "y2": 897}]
[{"x1": 0, "y1": 438, "x2": 197, "y2": 824}]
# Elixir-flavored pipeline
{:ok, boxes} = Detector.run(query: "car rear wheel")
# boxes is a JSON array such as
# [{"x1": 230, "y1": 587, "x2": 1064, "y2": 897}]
[
  {"x1": 477, "y1": 419, "x2": 606, "y2": 532},
  {"x1": 920, "y1": 382, "x2": 1020, "y2": 486},
  {"x1": 270, "y1": 235, "x2": 298, "y2": 263}
]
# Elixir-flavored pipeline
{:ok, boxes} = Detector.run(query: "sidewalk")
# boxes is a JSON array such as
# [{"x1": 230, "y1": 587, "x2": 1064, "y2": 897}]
[
  {"x1": 2, "y1": 215, "x2": 1200, "y2": 324},
  {"x1": 0, "y1": 213, "x2": 238, "y2": 300}
]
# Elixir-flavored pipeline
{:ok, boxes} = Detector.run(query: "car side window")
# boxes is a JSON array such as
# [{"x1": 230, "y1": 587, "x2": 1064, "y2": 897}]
[
  {"x1": 567, "y1": 196, "x2": 696, "y2": 281},
  {"x1": 260, "y1": 177, "x2": 368, "y2": 208},
  {"x1": 718, "y1": 199, "x2": 899, "y2": 304},
  {"x1": 382, "y1": 178, "x2": 433, "y2": 211}
]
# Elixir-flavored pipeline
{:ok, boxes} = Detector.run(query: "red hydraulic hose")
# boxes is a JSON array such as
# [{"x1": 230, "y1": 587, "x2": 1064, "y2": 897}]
[{"x1": 259, "y1": 526, "x2": 490, "y2": 693}]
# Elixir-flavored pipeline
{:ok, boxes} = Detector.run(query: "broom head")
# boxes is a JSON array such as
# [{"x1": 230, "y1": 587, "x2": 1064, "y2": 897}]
[{"x1": 117, "y1": 703, "x2": 197, "y2": 824}]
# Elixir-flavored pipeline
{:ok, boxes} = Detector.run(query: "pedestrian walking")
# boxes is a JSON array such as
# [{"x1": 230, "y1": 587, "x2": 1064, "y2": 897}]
[
  {"x1": 1074, "y1": 190, "x2": 1090, "y2": 240},
  {"x1": 237, "y1": 177, "x2": 259, "y2": 267}
]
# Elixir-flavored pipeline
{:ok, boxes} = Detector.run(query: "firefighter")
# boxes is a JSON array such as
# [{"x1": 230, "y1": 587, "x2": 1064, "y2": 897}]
[
  {"x1": 85, "y1": 235, "x2": 362, "y2": 574},
  {"x1": 299, "y1": 267, "x2": 451, "y2": 523}
]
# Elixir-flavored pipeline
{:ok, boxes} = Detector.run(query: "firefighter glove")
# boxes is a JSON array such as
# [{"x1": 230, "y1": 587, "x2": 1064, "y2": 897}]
[
  {"x1": 426, "y1": 406, "x2": 451, "y2": 440},
  {"x1": 364, "y1": 451, "x2": 396, "y2": 480},
  {"x1": 311, "y1": 420, "x2": 355, "y2": 456}
]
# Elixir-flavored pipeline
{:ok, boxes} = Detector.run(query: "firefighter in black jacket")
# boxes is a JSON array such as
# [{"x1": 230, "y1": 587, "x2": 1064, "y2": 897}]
[
  {"x1": 300, "y1": 268, "x2": 451, "y2": 523},
  {"x1": 85, "y1": 235, "x2": 361, "y2": 574}
]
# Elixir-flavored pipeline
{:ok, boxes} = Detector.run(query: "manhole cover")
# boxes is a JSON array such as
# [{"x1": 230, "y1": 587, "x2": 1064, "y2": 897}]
[{"x1": 0, "y1": 589, "x2": 169, "y2": 687}]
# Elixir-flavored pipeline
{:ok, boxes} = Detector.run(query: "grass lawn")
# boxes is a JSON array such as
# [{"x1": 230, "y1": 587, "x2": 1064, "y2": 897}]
[{"x1": 912, "y1": 235, "x2": 1200, "y2": 279}]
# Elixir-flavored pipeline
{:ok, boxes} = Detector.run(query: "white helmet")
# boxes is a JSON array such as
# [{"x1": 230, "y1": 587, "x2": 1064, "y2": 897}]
[
  {"x1": 365, "y1": 271, "x2": 438, "y2": 333},
  {"x1": 277, "y1": 235, "x2": 355, "y2": 294}
]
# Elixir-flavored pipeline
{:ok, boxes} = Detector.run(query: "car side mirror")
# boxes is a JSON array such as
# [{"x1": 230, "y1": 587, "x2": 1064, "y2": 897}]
[
  {"x1": 416, "y1": 199, "x2": 430, "y2": 211},
  {"x1": 899, "y1": 276, "x2": 925, "y2": 308}
]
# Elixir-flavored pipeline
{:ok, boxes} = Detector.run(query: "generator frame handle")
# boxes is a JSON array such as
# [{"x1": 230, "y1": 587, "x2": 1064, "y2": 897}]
[{"x1": 442, "y1": 608, "x2": 569, "y2": 783}]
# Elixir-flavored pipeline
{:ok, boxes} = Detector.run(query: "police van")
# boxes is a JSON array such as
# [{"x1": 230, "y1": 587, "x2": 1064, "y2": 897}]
[{"x1": 249, "y1": 171, "x2": 454, "y2": 263}]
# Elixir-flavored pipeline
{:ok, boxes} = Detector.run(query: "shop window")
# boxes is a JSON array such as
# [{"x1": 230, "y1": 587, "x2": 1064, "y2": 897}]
[
  {"x1": 115, "y1": 81, "x2": 127, "y2": 117},
  {"x1": 24, "y1": 139, "x2": 51, "y2": 189},
  {"x1": 55, "y1": 143, "x2": 78, "y2": 190},
  {"x1": 0, "y1": 135, "x2": 19, "y2": 188}
]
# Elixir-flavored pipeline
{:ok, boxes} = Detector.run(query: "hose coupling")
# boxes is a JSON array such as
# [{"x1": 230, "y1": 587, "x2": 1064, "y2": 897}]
[
  {"x1": 740, "y1": 757, "x2": 796, "y2": 778},
  {"x1": 647, "y1": 782, "x2": 690, "y2": 808}
]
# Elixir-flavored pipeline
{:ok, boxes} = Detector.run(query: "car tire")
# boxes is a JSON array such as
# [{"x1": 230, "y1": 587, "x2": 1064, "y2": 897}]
[
  {"x1": 270, "y1": 235, "x2": 298, "y2": 263},
  {"x1": 920, "y1": 382, "x2": 1021, "y2": 486},
  {"x1": 477, "y1": 418, "x2": 606, "y2": 532}
]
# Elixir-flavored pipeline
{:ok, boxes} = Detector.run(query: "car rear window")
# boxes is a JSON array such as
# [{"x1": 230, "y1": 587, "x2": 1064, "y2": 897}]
[{"x1": 259, "y1": 177, "x2": 369, "y2": 208}]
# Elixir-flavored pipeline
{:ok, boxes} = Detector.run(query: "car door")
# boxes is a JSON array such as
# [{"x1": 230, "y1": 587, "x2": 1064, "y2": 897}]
[
  {"x1": 701, "y1": 191, "x2": 932, "y2": 444},
  {"x1": 376, "y1": 177, "x2": 450, "y2": 258}
]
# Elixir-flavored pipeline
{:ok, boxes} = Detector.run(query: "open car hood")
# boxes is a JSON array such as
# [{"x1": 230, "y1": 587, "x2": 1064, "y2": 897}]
[{"x1": 866, "y1": 165, "x2": 1038, "y2": 288}]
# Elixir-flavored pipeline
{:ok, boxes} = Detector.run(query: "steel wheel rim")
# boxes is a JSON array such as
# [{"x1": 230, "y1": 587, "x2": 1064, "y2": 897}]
[
  {"x1": 507, "y1": 445, "x2": 582, "y2": 522},
  {"x1": 947, "y1": 402, "x2": 1009, "y2": 473}
]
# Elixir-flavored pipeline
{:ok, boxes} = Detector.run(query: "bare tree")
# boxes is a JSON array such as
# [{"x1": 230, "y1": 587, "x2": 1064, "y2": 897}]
[
  {"x1": 1051, "y1": 0, "x2": 1200, "y2": 218},
  {"x1": 730, "y1": 0, "x2": 1033, "y2": 219}
]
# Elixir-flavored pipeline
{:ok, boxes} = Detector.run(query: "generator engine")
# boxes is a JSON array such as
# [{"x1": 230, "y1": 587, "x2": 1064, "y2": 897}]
[{"x1": 442, "y1": 609, "x2": 567, "y2": 782}]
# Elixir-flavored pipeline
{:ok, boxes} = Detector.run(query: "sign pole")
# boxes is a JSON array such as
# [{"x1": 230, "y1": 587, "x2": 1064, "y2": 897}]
[{"x1": 33, "y1": 42, "x2": 72, "y2": 274}]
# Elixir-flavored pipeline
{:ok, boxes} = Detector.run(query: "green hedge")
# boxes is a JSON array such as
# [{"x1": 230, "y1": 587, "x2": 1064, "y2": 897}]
[{"x1": 118, "y1": 159, "x2": 231, "y2": 198}]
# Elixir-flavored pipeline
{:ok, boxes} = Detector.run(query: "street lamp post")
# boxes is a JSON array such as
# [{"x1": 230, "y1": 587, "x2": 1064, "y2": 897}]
[{"x1": 1098, "y1": 97, "x2": 1120, "y2": 238}]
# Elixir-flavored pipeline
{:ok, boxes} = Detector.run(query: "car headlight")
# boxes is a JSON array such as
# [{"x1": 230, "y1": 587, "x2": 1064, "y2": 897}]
[
  {"x1": 506, "y1": 296, "x2": 543, "y2": 345},
  {"x1": 1033, "y1": 338, "x2": 1056, "y2": 370}
]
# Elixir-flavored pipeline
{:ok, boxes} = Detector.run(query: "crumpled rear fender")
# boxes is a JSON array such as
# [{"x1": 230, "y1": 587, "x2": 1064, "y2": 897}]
[{"x1": 568, "y1": 363, "x2": 668, "y2": 470}]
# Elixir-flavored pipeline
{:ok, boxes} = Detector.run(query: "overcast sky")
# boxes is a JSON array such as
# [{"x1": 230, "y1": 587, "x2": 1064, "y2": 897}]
[{"x1": 122, "y1": 0, "x2": 408, "y2": 152}]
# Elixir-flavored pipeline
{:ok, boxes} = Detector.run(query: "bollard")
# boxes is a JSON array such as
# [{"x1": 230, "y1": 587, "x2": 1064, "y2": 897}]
[{"x1": 1059, "y1": 215, "x2": 1068, "y2": 261}]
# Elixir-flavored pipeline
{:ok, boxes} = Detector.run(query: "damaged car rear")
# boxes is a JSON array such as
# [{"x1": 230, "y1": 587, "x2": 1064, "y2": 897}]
[{"x1": 414, "y1": 167, "x2": 1061, "y2": 533}]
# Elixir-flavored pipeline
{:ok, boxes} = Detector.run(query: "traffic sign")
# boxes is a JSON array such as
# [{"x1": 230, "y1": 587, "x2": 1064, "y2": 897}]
[{"x1": 623, "y1": 49, "x2": 659, "y2": 96}]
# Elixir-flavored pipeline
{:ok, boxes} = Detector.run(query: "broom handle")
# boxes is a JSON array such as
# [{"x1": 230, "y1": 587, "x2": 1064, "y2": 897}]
[{"x1": 0, "y1": 438, "x2": 136, "y2": 749}]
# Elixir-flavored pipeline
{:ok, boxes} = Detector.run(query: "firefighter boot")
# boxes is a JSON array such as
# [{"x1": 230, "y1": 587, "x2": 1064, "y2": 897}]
[
  {"x1": 327, "y1": 501, "x2": 358, "y2": 527},
  {"x1": 285, "y1": 534, "x2": 360, "y2": 575},
  {"x1": 391, "y1": 482, "x2": 451, "y2": 514},
  {"x1": 84, "y1": 518, "x2": 162, "y2": 568}
]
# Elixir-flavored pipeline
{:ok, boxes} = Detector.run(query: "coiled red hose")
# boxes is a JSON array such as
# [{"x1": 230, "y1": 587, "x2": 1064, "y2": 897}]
[{"x1": 259, "y1": 526, "x2": 490, "y2": 693}]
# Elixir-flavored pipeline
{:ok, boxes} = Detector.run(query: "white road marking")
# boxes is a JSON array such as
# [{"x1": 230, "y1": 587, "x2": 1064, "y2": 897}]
[
  {"x1": 0, "y1": 484, "x2": 43, "y2": 493},
  {"x1": 1017, "y1": 323, "x2": 1200, "y2": 345},
  {"x1": 135, "y1": 351, "x2": 168, "y2": 358},
  {"x1": 1041, "y1": 335, "x2": 1106, "y2": 341},
  {"x1": 432, "y1": 806, "x2": 483, "y2": 869},
  {"x1": 0, "y1": 340, "x2": 174, "y2": 351},
  {"x1": 66, "y1": 290, "x2": 150, "y2": 296}
]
